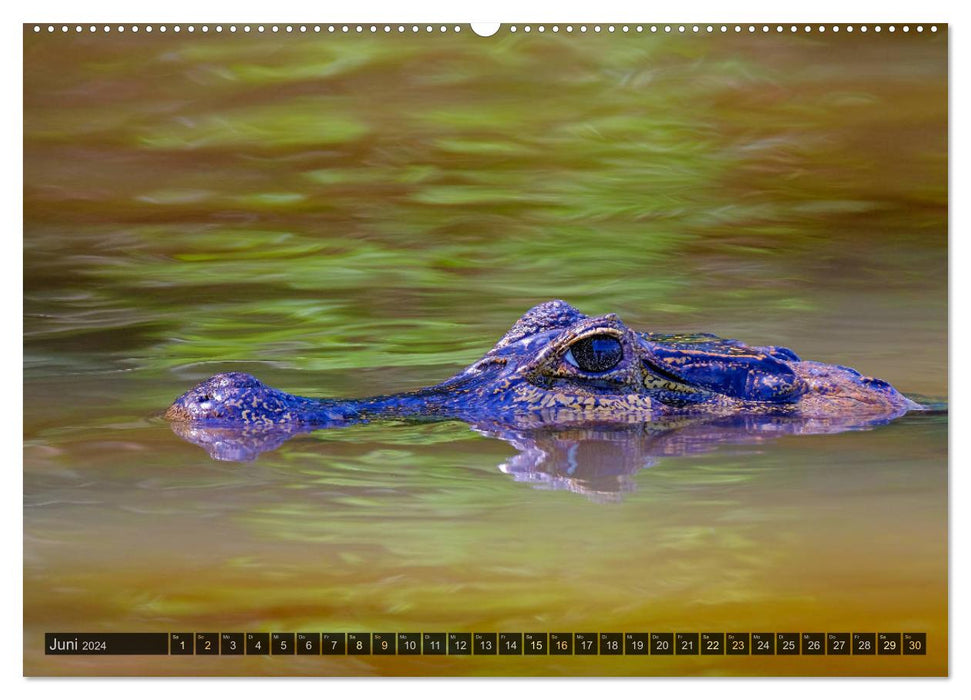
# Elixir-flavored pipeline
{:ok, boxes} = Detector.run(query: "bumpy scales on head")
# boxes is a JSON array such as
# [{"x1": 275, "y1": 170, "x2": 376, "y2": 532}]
[{"x1": 165, "y1": 300, "x2": 919, "y2": 429}]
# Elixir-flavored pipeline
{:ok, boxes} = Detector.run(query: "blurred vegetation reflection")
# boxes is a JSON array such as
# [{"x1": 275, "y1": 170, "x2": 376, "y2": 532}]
[
  {"x1": 23, "y1": 29, "x2": 947, "y2": 675},
  {"x1": 25, "y1": 30, "x2": 946, "y2": 395}
]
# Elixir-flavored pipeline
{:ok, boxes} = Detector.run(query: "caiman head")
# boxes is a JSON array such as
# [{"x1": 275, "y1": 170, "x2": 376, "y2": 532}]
[
  {"x1": 450, "y1": 299, "x2": 810, "y2": 421},
  {"x1": 165, "y1": 299, "x2": 916, "y2": 428}
]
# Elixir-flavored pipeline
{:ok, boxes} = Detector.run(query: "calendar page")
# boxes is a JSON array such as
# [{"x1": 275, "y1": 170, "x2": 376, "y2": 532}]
[{"x1": 23, "y1": 21, "x2": 947, "y2": 677}]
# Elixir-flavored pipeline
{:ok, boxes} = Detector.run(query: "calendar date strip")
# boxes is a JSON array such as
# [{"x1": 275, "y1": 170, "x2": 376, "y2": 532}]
[{"x1": 45, "y1": 632, "x2": 926, "y2": 656}]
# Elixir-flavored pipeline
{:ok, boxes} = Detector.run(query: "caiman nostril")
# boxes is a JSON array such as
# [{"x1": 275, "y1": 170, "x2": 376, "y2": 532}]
[{"x1": 164, "y1": 401, "x2": 190, "y2": 422}]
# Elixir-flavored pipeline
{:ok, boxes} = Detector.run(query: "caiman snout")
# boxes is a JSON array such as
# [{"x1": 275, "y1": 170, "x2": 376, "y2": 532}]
[{"x1": 165, "y1": 372, "x2": 269, "y2": 423}]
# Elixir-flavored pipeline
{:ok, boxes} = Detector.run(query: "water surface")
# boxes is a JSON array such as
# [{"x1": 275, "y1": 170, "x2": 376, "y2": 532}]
[{"x1": 24, "y1": 26, "x2": 947, "y2": 675}]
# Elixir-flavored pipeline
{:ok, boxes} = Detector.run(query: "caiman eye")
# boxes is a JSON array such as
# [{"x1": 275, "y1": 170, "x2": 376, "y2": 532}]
[{"x1": 564, "y1": 334, "x2": 623, "y2": 373}]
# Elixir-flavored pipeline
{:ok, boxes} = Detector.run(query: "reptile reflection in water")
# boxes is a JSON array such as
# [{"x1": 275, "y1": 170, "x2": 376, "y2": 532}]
[
  {"x1": 169, "y1": 412, "x2": 918, "y2": 501},
  {"x1": 166, "y1": 299, "x2": 925, "y2": 499}
]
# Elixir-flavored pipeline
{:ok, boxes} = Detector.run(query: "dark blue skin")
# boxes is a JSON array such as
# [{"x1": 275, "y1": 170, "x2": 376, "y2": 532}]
[{"x1": 166, "y1": 300, "x2": 919, "y2": 430}]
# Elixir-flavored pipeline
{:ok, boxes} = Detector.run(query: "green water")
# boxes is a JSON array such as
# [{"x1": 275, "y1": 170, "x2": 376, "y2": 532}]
[{"x1": 24, "y1": 27, "x2": 946, "y2": 676}]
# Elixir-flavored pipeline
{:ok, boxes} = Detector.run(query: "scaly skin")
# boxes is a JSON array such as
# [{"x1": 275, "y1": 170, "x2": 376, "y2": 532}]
[{"x1": 165, "y1": 300, "x2": 920, "y2": 429}]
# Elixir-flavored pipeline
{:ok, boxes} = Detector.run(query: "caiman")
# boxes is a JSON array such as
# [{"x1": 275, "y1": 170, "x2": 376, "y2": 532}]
[{"x1": 165, "y1": 300, "x2": 920, "y2": 429}]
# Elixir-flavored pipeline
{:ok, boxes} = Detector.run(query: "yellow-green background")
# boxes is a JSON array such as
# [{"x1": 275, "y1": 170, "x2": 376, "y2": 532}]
[{"x1": 24, "y1": 25, "x2": 947, "y2": 675}]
